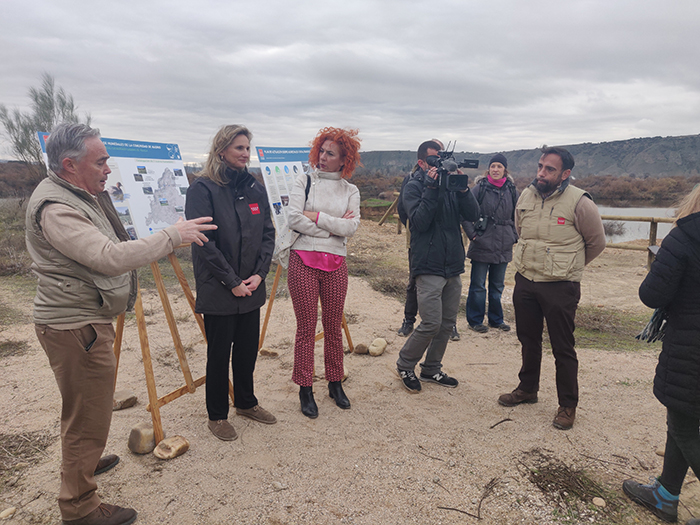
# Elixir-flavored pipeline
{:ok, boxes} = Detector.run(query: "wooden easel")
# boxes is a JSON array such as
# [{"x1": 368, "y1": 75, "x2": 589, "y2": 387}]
[
  {"x1": 258, "y1": 263, "x2": 355, "y2": 353},
  {"x1": 377, "y1": 191, "x2": 402, "y2": 234},
  {"x1": 112, "y1": 251, "x2": 233, "y2": 443}
]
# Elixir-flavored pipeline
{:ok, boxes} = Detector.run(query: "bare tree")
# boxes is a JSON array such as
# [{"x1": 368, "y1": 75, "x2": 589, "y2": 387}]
[{"x1": 0, "y1": 73, "x2": 91, "y2": 182}]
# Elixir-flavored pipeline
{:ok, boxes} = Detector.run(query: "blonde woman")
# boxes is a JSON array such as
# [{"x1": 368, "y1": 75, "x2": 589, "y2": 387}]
[
  {"x1": 623, "y1": 184, "x2": 700, "y2": 524},
  {"x1": 185, "y1": 125, "x2": 276, "y2": 441}
]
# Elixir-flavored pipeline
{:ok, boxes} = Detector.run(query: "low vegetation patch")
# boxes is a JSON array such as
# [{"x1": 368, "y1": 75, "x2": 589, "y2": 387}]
[
  {"x1": 0, "y1": 302, "x2": 28, "y2": 327},
  {"x1": 0, "y1": 340, "x2": 30, "y2": 358},
  {"x1": 0, "y1": 430, "x2": 56, "y2": 485},
  {"x1": 574, "y1": 305, "x2": 660, "y2": 352},
  {"x1": 0, "y1": 198, "x2": 31, "y2": 276},
  {"x1": 346, "y1": 252, "x2": 408, "y2": 301},
  {"x1": 136, "y1": 248, "x2": 195, "y2": 293},
  {"x1": 519, "y1": 448, "x2": 625, "y2": 524},
  {"x1": 603, "y1": 220, "x2": 626, "y2": 236},
  {"x1": 361, "y1": 198, "x2": 392, "y2": 208},
  {"x1": 0, "y1": 273, "x2": 36, "y2": 326}
]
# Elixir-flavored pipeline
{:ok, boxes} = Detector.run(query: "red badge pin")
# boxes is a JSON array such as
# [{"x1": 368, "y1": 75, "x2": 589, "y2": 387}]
[
  {"x1": 557, "y1": 217, "x2": 566, "y2": 225},
  {"x1": 249, "y1": 203, "x2": 260, "y2": 215}
]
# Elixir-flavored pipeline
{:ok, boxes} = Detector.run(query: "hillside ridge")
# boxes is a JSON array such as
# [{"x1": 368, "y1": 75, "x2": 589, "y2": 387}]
[{"x1": 358, "y1": 133, "x2": 700, "y2": 179}]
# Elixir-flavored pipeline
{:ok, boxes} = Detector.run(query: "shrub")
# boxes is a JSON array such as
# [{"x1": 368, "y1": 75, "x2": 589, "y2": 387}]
[{"x1": 0, "y1": 198, "x2": 31, "y2": 275}]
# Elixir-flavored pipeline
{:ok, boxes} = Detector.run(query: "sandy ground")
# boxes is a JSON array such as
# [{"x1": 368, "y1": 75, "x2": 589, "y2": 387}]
[{"x1": 1, "y1": 219, "x2": 698, "y2": 524}]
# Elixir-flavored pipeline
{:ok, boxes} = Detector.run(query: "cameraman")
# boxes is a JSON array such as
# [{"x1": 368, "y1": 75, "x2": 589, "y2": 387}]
[
  {"x1": 396, "y1": 139, "x2": 442, "y2": 338},
  {"x1": 396, "y1": 141, "x2": 480, "y2": 393}
]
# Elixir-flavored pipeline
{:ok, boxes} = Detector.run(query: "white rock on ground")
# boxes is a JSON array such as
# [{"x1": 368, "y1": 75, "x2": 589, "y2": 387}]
[
  {"x1": 154, "y1": 436, "x2": 190, "y2": 460},
  {"x1": 368, "y1": 338, "x2": 387, "y2": 356}
]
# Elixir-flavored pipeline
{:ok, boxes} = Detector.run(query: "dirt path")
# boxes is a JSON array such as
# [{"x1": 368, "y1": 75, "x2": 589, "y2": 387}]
[{"x1": 1, "y1": 220, "x2": 697, "y2": 524}]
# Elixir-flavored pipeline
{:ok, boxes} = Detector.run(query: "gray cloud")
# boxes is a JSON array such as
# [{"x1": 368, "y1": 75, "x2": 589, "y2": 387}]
[{"x1": 1, "y1": 0, "x2": 699, "y2": 162}]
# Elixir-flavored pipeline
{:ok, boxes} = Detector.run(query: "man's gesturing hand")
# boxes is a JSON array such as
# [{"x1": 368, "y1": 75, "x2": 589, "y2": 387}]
[{"x1": 174, "y1": 217, "x2": 217, "y2": 246}]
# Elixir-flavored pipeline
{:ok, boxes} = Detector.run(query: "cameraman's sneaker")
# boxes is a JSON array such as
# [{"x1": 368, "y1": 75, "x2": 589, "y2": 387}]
[
  {"x1": 450, "y1": 325, "x2": 460, "y2": 341},
  {"x1": 622, "y1": 477, "x2": 678, "y2": 522},
  {"x1": 419, "y1": 371, "x2": 459, "y2": 388},
  {"x1": 397, "y1": 319, "x2": 414, "y2": 337},
  {"x1": 398, "y1": 368, "x2": 421, "y2": 393}
]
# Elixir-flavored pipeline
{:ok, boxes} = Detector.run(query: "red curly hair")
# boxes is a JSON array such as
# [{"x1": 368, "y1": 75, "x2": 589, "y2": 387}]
[{"x1": 309, "y1": 127, "x2": 362, "y2": 179}]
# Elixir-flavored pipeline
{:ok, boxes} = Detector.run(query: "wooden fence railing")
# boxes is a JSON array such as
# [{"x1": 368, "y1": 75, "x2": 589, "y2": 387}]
[{"x1": 601, "y1": 215, "x2": 675, "y2": 269}]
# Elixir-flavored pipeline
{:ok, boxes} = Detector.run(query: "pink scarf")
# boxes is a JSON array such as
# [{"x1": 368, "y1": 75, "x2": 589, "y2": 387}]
[{"x1": 488, "y1": 174, "x2": 507, "y2": 188}]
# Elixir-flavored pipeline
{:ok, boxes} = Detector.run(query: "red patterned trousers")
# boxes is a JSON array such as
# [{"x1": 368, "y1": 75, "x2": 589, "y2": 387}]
[{"x1": 288, "y1": 250, "x2": 348, "y2": 386}]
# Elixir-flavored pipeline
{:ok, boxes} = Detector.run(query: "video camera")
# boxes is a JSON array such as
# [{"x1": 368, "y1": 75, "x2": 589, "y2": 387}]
[{"x1": 426, "y1": 150, "x2": 479, "y2": 192}]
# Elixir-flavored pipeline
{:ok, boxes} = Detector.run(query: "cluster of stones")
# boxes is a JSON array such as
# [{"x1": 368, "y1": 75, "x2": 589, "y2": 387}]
[{"x1": 352, "y1": 338, "x2": 387, "y2": 356}]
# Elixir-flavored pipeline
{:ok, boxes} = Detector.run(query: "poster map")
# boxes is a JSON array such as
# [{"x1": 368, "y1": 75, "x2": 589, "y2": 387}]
[
  {"x1": 256, "y1": 147, "x2": 310, "y2": 266},
  {"x1": 38, "y1": 132, "x2": 189, "y2": 239}
]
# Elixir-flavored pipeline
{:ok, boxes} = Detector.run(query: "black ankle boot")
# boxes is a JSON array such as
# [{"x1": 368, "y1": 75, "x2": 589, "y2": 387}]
[
  {"x1": 328, "y1": 381, "x2": 351, "y2": 409},
  {"x1": 299, "y1": 386, "x2": 318, "y2": 419}
]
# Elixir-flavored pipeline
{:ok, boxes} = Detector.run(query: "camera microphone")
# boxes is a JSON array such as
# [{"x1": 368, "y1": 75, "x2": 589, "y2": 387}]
[{"x1": 443, "y1": 160, "x2": 458, "y2": 172}]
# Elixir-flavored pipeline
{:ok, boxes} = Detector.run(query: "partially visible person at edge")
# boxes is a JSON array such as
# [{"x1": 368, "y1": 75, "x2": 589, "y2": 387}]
[
  {"x1": 462, "y1": 153, "x2": 518, "y2": 334},
  {"x1": 27, "y1": 123, "x2": 216, "y2": 525},
  {"x1": 395, "y1": 140, "x2": 480, "y2": 393},
  {"x1": 186, "y1": 125, "x2": 277, "y2": 442},
  {"x1": 397, "y1": 139, "x2": 461, "y2": 342},
  {"x1": 497, "y1": 146, "x2": 605, "y2": 431},
  {"x1": 287, "y1": 127, "x2": 361, "y2": 418},
  {"x1": 622, "y1": 184, "x2": 700, "y2": 525}
]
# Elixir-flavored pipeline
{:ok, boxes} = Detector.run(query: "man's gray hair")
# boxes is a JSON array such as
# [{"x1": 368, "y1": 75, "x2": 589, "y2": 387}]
[{"x1": 46, "y1": 123, "x2": 101, "y2": 174}]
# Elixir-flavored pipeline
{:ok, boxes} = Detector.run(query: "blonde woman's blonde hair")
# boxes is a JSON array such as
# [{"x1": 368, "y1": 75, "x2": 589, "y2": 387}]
[
  {"x1": 200, "y1": 125, "x2": 252, "y2": 186},
  {"x1": 675, "y1": 184, "x2": 700, "y2": 224}
]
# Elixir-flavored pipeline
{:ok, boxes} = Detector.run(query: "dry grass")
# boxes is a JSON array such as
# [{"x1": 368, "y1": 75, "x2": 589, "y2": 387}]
[
  {"x1": 519, "y1": 448, "x2": 626, "y2": 523},
  {"x1": 0, "y1": 430, "x2": 57, "y2": 485},
  {"x1": 574, "y1": 305, "x2": 661, "y2": 352},
  {"x1": 0, "y1": 198, "x2": 32, "y2": 276},
  {"x1": 346, "y1": 252, "x2": 408, "y2": 301},
  {"x1": 0, "y1": 340, "x2": 30, "y2": 358}
]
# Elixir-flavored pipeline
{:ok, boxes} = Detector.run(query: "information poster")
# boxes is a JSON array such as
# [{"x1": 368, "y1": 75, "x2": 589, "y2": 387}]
[
  {"x1": 256, "y1": 147, "x2": 310, "y2": 266},
  {"x1": 38, "y1": 132, "x2": 189, "y2": 239}
]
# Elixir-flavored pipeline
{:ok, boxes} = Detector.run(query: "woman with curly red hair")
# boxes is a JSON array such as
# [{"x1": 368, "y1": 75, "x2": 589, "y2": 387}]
[{"x1": 287, "y1": 127, "x2": 362, "y2": 418}]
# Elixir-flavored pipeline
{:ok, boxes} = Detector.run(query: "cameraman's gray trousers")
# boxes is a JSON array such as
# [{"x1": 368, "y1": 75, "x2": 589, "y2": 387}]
[{"x1": 396, "y1": 274, "x2": 462, "y2": 375}]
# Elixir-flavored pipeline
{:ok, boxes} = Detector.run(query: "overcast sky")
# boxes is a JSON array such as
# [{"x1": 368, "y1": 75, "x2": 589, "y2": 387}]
[{"x1": 1, "y1": 0, "x2": 699, "y2": 163}]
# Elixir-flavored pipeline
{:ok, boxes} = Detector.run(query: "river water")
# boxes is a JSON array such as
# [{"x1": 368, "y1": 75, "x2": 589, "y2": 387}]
[{"x1": 597, "y1": 205, "x2": 675, "y2": 243}]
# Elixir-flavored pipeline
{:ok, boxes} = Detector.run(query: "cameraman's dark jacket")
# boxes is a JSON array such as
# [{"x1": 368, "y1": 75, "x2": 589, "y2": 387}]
[
  {"x1": 397, "y1": 165, "x2": 418, "y2": 227},
  {"x1": 402, "y1": 167, "x2": 480, "y2": 278},
  {"x1": 462, "y1": 175, "x2": 519, "y2": 264}
]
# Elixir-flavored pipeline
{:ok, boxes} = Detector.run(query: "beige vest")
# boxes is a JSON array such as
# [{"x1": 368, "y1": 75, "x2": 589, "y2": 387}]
[
  {"x1": 513, "y1": 183, "x2": 589, "y2": 282},
  {"x1": 26, "y1": 172, "x2": 131, "y2": 324}
]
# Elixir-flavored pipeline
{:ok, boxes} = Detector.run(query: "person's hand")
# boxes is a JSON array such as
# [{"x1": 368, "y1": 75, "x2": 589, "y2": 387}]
[
  {"x1": 243, "y1": 274, "x2": 262, "y2": 292},
  {"x1": 174, "y1": 217, "x2": 217, "y2": 246},
  {"x1": 303, "y1": 210, "x2": 319, "y2": 222},
  {"x1": 427, "y1": 167, "x2": 438, "y2": 180},
  {"x1": 342, "y1": 210, "x2": 355, "y2": 219},
  {"x1": 232, "y1": 282, "x2": 252, "y2": 297}
]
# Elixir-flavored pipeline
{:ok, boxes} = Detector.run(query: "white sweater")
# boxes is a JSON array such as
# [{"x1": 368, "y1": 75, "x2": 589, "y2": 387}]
[{"x1": 287, "y1": 170, "x2": 361, "y2": 256}]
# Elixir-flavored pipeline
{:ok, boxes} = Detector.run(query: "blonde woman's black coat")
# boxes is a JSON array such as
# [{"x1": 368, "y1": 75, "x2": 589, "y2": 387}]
[
  {"x1": 185, "y1": 168, "x2": 275, "y2": 315},
  {"x1": 639, "y1": 211, "x2": 700, "y2": 417}
]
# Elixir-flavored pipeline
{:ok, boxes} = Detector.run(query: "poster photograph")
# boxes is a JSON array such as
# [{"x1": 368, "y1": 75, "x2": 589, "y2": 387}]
[{"x1": 38, "y1": 132, "x2": 189, "y2": 239}]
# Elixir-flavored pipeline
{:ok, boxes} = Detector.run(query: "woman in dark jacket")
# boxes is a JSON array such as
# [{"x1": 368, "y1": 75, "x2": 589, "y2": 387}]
[
  {"x1": 462, "y1": 154, "x2": 518, "y2": 333},
  {"x1": 185, "y1": 125, "x2": 276, "y2": 441},
  {"x1": 622, "y1": 185, "x2": 700, "y2": 525}
]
